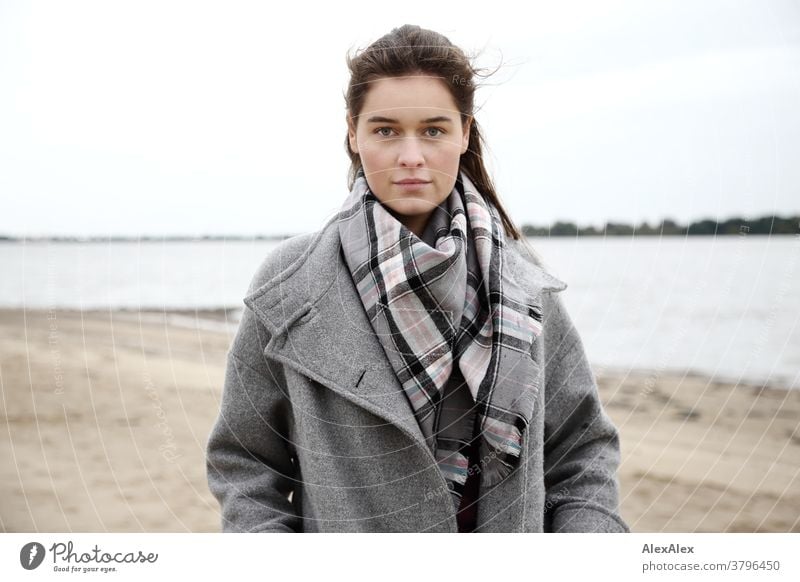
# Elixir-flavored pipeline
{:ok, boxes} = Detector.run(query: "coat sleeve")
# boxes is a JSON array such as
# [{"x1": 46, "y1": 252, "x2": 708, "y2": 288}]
[
  {"x1": 541, "y1": 292, "x2": 629, "y2": 533},
  {"x1": 205, "y1": 300, "x2": 301, "y2": 533}
]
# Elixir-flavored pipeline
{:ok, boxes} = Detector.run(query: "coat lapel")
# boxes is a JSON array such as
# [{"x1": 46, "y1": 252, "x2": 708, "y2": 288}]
[{"x1": 243, "y1": 222, "x2": 430, "y2": 451}]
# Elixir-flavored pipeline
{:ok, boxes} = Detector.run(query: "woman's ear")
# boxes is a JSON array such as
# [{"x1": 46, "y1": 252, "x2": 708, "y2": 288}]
[
  {"x1": 346, "y1": 113, "x2": 358, "y2": 155},
  {"x1": 461, "y1": 116, "x2": 472, "y2": 155}
]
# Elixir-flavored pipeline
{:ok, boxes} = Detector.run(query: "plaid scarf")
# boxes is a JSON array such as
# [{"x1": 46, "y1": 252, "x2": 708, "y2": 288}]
[{"x1": 337, "y1": 168, "x2": 543, "y2": 508}]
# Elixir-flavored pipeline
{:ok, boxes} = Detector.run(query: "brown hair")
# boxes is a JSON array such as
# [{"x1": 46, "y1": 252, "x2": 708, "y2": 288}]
[{"x1": 343, "y1": 24, "x2": 523, "y2": 240}]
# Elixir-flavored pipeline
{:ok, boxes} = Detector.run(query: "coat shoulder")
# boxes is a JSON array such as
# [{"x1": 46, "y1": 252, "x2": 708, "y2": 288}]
[
  {"x1": 504, "y1": 236, "x2": 568, "y2": 298},
  {"x1": 245, "y1": 230, "x2": 320, "y2": 295}
]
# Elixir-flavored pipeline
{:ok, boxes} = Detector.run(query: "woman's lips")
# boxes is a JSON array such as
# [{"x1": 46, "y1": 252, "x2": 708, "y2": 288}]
[{"x1": 393, "y1": 180, "x2": 431, "y2": 190}]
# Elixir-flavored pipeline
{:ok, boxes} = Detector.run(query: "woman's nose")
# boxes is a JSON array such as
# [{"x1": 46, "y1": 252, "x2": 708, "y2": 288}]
[{"x1": 396, "y1": 136, "x2": 425, "y2": 167}]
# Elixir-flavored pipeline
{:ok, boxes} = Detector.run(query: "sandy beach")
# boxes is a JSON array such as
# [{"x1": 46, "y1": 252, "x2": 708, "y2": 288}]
[{"x1": 1, "y1": 308, "x2": 798, "y2": 532}]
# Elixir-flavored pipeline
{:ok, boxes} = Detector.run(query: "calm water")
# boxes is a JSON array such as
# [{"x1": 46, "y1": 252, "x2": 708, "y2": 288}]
[{"x1": 2, "y1": 235, "x2": 798, "y2": 389}]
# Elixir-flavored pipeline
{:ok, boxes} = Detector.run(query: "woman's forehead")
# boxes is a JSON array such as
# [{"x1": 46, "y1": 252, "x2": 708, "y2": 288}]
[{"x1": 358, "y1": 76, "x2": 459, "y2": 120}]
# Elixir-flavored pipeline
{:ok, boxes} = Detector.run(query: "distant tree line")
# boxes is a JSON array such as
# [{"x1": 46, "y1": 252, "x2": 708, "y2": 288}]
[
  {"x1": 520, "y1": 214, "x2": 800, "y2": 237},
  {"x1": 1, "y1": 214, "x2": 798, "y2": 242}
]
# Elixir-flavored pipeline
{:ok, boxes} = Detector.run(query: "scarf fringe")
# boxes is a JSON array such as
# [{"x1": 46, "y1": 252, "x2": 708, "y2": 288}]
[
  {"x1": 480, "y1": 444, "x2": 520, "y2": 487},
  {"x1": 439, "y1": 431, "x2": 527, "y2": 493}
]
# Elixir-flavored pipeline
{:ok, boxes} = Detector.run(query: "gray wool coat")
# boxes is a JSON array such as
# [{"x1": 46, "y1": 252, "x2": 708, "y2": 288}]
[{"x1": 205, "y1": 216, "x2": 630, "y2": 533}]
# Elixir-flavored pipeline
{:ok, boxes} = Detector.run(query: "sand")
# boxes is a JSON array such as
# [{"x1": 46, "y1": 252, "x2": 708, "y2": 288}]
[{"x1": 1, "y1": 308, "x2": 798, "y2": 532}]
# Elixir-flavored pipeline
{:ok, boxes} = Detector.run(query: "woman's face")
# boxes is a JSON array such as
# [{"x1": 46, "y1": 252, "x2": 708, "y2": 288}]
[{"x1": 347, "y1": 75, "x2": 471, "y2": 237}]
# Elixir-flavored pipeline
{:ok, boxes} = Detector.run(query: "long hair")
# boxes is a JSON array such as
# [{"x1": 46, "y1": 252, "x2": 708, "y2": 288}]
[{"x1": 343, "y1": 24, "x2": 523, "y2": 240}]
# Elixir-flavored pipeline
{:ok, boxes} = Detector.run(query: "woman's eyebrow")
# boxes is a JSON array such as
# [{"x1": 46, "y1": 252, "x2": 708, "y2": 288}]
[{"x1": 365, "y1": 115, "x2": 454, "y2": 124}]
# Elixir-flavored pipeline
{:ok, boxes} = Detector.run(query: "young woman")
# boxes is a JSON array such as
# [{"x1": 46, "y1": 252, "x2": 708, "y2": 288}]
[{"x1": 206, "y1": 24, "x2": 629, "y2": 533}]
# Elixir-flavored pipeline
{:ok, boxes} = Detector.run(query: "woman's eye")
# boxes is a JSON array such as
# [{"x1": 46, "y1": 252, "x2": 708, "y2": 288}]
[
  {"x1": 376, "y1": 127, "x2": 394, "y2": 137},
  {"x1": 425, "y1": 127, "x2": 444, "y2": 137}
]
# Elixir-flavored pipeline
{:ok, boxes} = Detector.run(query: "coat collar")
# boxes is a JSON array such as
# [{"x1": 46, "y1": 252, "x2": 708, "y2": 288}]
[{"x1": 243, "y1": 216, "x2": 567, "y2": 530}]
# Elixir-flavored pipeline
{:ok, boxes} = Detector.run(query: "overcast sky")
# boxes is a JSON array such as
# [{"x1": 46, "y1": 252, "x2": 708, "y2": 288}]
[{"x1": 1, "y1": 0, "x2": 799, "y2": 237}]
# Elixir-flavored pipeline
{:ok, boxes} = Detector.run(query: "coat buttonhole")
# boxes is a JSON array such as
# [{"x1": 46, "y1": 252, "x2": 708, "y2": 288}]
[{"x1": 355, "y1": 368, "x2": 367, "y2": 387}]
